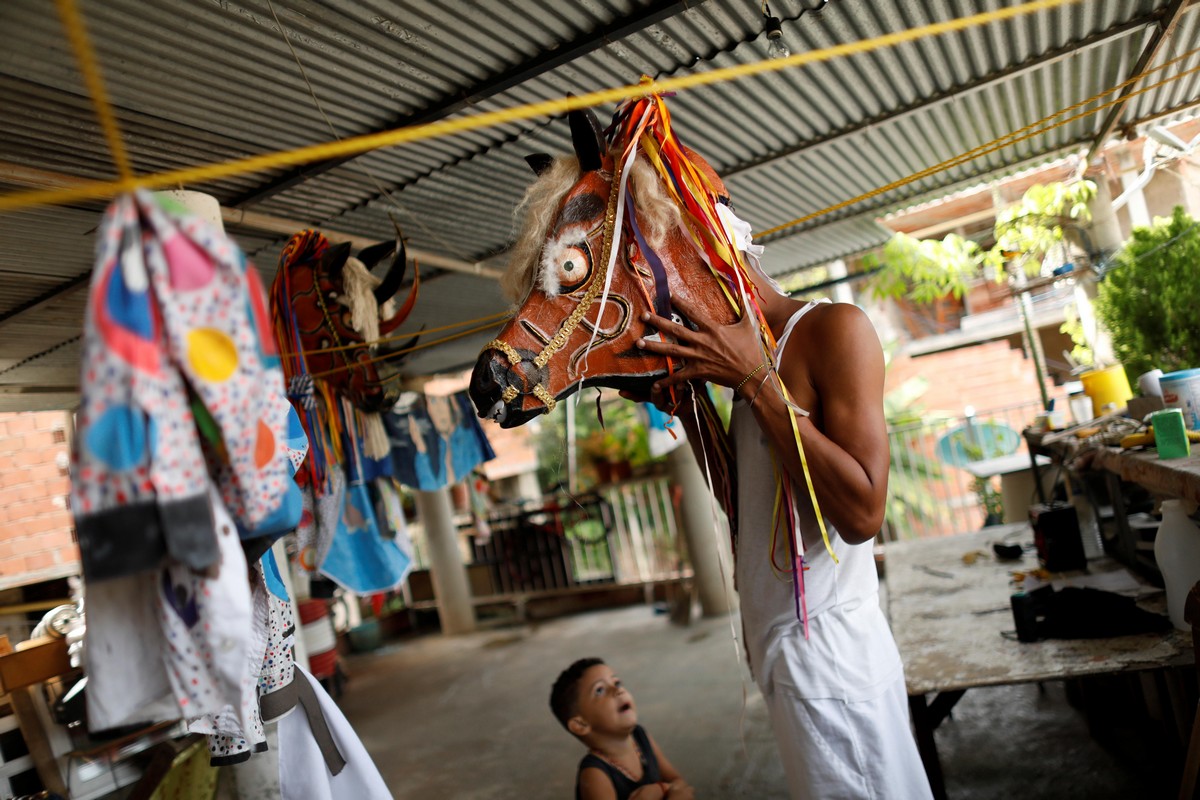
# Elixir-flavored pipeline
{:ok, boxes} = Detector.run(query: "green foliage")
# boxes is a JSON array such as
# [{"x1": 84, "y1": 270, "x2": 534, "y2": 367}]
[
  {"x1": 868, "y1": 180, "x2": 1097, "y2": 302},
  {"x1": 881, "y1": 361, "x2": 947, "y2": 540},
  {"x1": 1059, "y1": 304, "x2": 1095, "y2": 369},
  {"x1": 993, "y1": 181, "x2": 1096, "y2": 274},
  {"x1": 866, "y1": 232, "x2": 986, "y2": 302},
  {"x1": 533, "y1": 390, "x2": 658, "y2": 492},
  {"x1": 1095, "y1": 206, "x2": 1200, "y2": 377}
]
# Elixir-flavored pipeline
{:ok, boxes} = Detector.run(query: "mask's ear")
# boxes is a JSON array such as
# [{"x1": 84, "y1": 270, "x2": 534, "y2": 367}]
[
  {"x1": 567, "y1": 716, "x2": 590, "y2": 737},
  {"x1": 525, "y1": 153, "x2": 554, "y2": 176},
  {"x1": 568, "y1": 105, "x2": 605, "y2": 172}
]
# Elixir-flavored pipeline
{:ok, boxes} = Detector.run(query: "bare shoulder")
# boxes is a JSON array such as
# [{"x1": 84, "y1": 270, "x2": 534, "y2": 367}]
[{"x1": 805, "y1": 301, "x2": 877, "y2": 341}]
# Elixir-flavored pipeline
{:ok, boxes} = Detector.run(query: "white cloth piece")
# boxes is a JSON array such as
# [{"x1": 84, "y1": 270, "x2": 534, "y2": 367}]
[
  {"x1": 762, "y1": 671, "x2": 932, "y2": 800},
  {"x1": 715, "y1": 202, "x2": 783, "y2": 295},
  {"x1": 192, "y1": 567, "x2": 271, "y2": 762},
  {"x1": 84, "y1": 572, "x2": 178, "y2": 730},
  {"x1": 159, "y1": 490, "x2": 253, "y2": 721},
  {"x1": 277, "y1": 665, "x2": 392, "y2": 800}
]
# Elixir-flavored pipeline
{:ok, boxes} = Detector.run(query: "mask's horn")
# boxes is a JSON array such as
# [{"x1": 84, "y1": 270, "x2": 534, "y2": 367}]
[
  {"x1": 372, "y1": 217, "x2": 409, "y2": 306},
  {"x1": 568, "y1": 105, "x2": 605, "y2": 172}
]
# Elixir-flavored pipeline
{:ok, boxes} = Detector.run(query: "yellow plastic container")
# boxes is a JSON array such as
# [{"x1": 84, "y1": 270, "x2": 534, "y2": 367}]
[{"x1": 1080, "y1": 365, "x2": 1133, "y2": 416}]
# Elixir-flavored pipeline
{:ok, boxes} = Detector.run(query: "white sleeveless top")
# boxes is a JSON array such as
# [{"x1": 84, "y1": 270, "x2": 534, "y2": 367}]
[{"x1": 730, "y1": 300, "x2": 903, "y2": 701}]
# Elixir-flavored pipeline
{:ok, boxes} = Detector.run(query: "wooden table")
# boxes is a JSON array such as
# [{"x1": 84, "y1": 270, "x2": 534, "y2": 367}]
[
  {"x1": 885, "y1": 524, "x2": 1191, "y2": 799},
  {"x1": 1092, "y1": 447, "x2": 1200, "y2": 506}
]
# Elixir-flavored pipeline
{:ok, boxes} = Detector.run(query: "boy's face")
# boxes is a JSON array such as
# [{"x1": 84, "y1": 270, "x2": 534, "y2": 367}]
[{"x1": 569, "y1": 664, "x2": 638, "y2": 738}]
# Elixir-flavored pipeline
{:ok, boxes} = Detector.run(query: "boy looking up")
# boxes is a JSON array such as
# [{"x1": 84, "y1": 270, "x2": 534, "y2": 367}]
[{"x1": 550, "y1": 658, "x2": 694, "y2": 800}]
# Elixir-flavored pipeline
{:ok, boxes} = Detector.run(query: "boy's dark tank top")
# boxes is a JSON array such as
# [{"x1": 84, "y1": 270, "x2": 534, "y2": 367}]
[{"x1": 574, "y1": 725, "x2": 663, "y2": 800}]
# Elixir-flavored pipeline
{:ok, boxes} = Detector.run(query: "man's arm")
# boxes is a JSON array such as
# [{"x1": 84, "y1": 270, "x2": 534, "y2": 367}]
[
  {"x1": 745, "y1": 304, "x2": 888, "y2": 543},
  {"x1": 636, "y1": 299, "x2": 889, "y2": 544}
]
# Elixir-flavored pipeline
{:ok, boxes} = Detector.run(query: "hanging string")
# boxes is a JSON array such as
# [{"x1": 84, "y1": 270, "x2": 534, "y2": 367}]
[
  {"x1": 263, "y1": 0, "x2": 474, "y2": 262},
  {"x1": 305, "y1": 319, "x2": 506, "y2": 381},
  {"x1": 295, "y1": 310, "x2": 509, "y2": 358},
  {"x1": 3, "y1": 0, "x2": 1088, "y2": 213},
  {"x1": 53, "y1": 0, "x2": 134, "y2": 184}
]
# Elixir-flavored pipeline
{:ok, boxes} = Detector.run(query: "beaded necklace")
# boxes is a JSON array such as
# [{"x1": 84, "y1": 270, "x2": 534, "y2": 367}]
[{"x1": 589, "y1": 739, "x2": 645, "y2": 782}]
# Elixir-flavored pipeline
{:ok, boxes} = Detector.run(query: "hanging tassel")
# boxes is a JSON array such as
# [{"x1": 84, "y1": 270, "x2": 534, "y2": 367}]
[
  {"x1": 340, "y1": 256, "x2": 383, "y2": 347},
  {"x1": 361, "y1": 412, "x2": 390, "y2": 461}
]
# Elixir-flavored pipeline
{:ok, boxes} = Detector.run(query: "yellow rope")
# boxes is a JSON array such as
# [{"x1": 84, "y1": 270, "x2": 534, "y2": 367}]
[
  {"x1": 0, "y1": 0, "x2": 1085, "y2": 213},
  {"x1": 296, "y1": 310, "x2": 509, "y2": 357},
  {"x1": 758, "y1": 42, "x2": 1200, "y2": 237},
  {"x1": 53, "y1": 0, "x2": 134, "y2": 184},
  {"x1": 307, "y1": 319, "x2": 504, "y2": 380}
]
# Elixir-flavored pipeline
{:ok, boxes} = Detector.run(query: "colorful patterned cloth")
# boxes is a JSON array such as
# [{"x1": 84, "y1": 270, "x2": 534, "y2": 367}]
[{"x1": 73, "y1": 190, "x2": 300, "y2": 580}]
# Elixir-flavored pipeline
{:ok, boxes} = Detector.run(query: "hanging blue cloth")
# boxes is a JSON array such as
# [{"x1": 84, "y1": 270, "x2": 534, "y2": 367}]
[
  {"x1": 384, "y1": 392, "x2": 495, "y2": 491},
  {"x1": 318, "y1": 481, "x2": 411, "y2": 594}
]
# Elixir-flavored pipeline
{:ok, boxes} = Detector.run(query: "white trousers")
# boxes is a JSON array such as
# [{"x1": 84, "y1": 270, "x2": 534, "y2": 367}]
[{"x1": 762, "y1": 672, "x2": 934, "y2": 800}]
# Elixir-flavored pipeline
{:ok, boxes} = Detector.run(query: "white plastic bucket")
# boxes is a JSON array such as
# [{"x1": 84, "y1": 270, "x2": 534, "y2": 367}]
[{"x1": 1159, "y1": 368, "x2": 1200, "y2": 430}]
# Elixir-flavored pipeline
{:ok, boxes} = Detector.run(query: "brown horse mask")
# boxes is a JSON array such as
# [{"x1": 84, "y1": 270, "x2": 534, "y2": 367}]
[
  {"x1": 470, "y1": 107, "x2": 737, "y2": 427},
  {"x1": 273, "y1": 224, "x2": 419, "y2": 413}
]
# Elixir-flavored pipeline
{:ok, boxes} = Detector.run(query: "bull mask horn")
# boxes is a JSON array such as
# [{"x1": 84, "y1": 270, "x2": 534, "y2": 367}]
[
  {"x1": 352, "y1": 217, "x2": 409, "y2": 306},
  {"x1": 568, "y1": 102, "x2": 605, "y2": 172}
]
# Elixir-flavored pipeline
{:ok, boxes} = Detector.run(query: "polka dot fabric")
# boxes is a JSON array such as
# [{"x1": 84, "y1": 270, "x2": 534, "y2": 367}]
[{"x1": 72, "y1": 191, "x2": 301, "y2": 580}]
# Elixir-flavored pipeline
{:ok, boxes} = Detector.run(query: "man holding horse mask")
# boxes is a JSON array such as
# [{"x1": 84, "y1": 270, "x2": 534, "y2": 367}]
[{"x1": 630, "y1": 261, "x2": 933, "y2": 800}]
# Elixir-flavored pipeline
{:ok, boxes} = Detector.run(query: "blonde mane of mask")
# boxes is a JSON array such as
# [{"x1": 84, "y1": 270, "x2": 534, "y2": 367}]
[{"x1": 501, "y1": 152, "x2": 684, "y2": 305}]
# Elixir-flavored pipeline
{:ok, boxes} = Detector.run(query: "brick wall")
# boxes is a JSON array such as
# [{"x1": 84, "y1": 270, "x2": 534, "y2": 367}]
[
  {"x1": 0, "y1": 412, "x2": 79, "y2": 589},
  {"x1": 886, "y1": 340, "x2": 1070, "y2": 422}
]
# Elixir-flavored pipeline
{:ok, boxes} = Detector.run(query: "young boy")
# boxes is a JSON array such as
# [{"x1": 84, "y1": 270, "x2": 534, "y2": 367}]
[{"x1": 550, "y1": 658, "x2": 695, "y2": 800}]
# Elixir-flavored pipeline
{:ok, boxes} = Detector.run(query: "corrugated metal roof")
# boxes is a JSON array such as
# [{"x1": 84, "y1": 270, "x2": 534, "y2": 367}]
[{"x1": 1, "y1": 0, "x2": 1198, "y2": 408}]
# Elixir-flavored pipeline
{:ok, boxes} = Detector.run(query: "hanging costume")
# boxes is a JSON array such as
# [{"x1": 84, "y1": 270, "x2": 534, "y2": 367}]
[
  {"x1": 731, "y1": 302, "x2": 931, "y2": 800},
  {"x1": 76, "y1": 191, "x2": 300, "y2": 731},
  {"x1": 75, "y1": 193, "x2": 389, "y2": 796}
]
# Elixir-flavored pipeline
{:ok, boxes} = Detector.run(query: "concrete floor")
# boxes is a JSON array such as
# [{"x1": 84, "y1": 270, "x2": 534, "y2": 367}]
[{"x1": 339, "y1": 605, "x2": 1180, "y2": 799}]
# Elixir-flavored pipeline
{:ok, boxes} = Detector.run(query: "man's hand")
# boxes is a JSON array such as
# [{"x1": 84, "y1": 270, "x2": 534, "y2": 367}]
[{"x1": 635, "y1": 293, "x2": 769, "y2": 399}]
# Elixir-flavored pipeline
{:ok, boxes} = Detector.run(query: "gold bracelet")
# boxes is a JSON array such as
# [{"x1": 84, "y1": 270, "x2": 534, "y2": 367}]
[{"x1": 734, "y1": 362, "x2": 766, "y2": 394}]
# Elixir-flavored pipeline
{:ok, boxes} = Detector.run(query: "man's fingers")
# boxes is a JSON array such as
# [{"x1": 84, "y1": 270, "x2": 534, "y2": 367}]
[
  {"x1": 641, "y1": 309, "x2": 694, "y2": 340},
  {"x1": 652, "y1": 369, "x2": 692, "y2": 395},
  {"x1": 636, "y1": 335, "x2": 691, "y2": 359},
  {"x1": 668, "y1": 291, "x2": 703, "y2": 322}
]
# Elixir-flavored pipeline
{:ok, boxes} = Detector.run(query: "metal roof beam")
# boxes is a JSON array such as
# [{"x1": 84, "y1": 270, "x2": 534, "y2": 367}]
[
  {"x1": 723, "y1": 11, "x2": 1162, "y2": 179},
  {"x1": 228, "y1": 0, "x2": 710, "y2": 208},
  {"x1": 1087, "y1": 0, "x2": 1194, "y2": 155}
]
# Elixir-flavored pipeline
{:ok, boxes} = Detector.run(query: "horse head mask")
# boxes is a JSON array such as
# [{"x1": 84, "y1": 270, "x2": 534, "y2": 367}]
[
  {"x1": 272, "y1": 223, "x2": 419, "y2": 413},
  {"x1": 469, "y1": 100, "x2": 742, "y2": 428}
]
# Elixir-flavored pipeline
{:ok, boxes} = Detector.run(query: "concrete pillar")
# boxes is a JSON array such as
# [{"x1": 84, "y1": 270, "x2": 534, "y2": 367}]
[
  {"x1": 1082, "y1": 173, "x2": 1121, "y2": 365},
  {"x1": 666, "y1": 445, "x2": 735, "y2": 617},
  {"x1": 416, "y1": 487, "x2": 476, "y2": 634},
  {"x1": 826, "y1": 258, "x2": 854, "y2": 305},
  {"x1": 1116, "y1": 149, "x2": 1152, "y2": 229}
]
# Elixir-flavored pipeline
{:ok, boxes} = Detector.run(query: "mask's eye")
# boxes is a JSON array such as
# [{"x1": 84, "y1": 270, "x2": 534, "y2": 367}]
[{"x1": 554, "y1": 245, "x2": 593, "y2": 294}]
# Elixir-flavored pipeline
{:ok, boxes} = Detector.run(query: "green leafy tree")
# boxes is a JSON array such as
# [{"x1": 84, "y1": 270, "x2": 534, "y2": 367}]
[
  {"x1": 1095, "y1": 206, "x2": 1200, "y2": 377},
  {"x1": 867, "y1": 180, "x2": 1097, "y2": 301},
  {"x1": 866, "y1": 232, "x2": 987, "y2": 302}
]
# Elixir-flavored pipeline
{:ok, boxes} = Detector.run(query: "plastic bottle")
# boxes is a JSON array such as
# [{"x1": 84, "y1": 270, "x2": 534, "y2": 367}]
[{"x1": 1153, "y1": 500, "x2": 1200, "y2": 631}]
